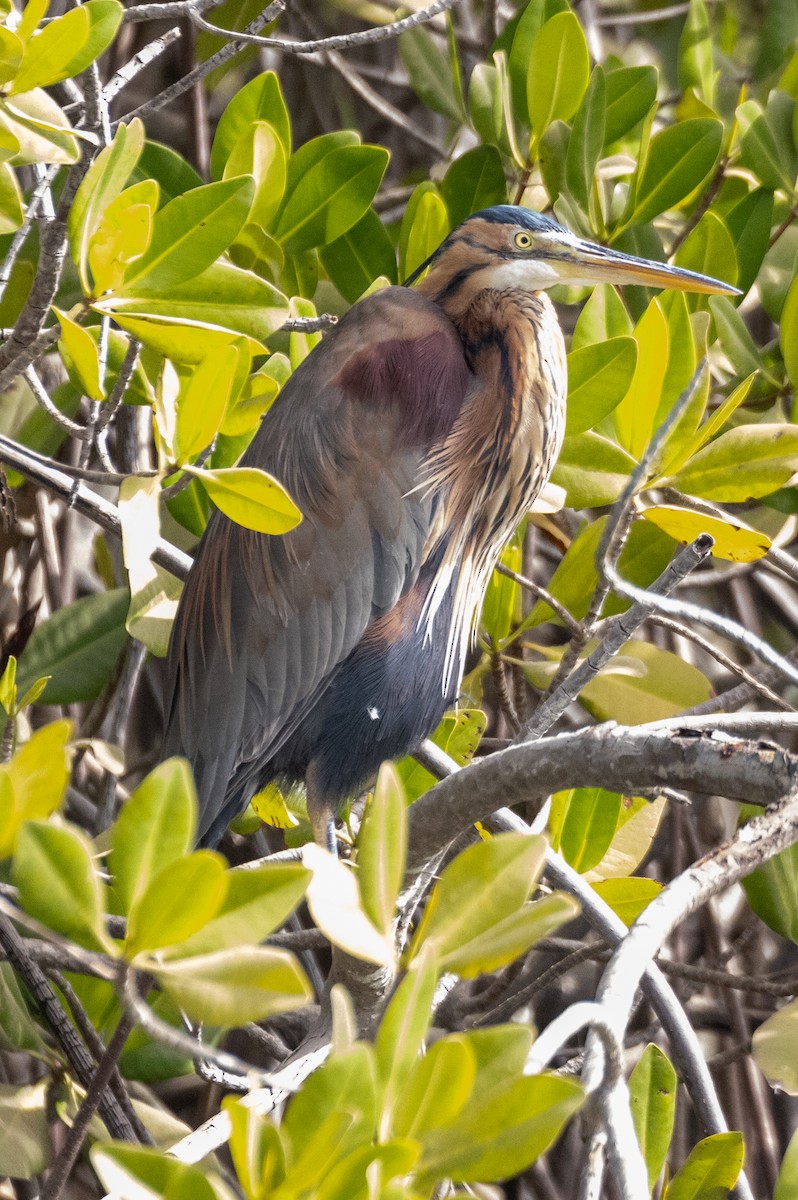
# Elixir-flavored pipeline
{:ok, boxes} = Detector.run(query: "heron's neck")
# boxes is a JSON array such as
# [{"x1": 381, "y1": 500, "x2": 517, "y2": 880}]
[{"x1": 416, "y1": 285, "x2": 568, "y2": 695}]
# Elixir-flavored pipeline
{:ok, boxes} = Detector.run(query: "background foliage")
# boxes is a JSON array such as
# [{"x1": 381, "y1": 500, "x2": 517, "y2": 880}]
[{"x1": 0, "y1": 0, "x2": 798, "y2": 1197}]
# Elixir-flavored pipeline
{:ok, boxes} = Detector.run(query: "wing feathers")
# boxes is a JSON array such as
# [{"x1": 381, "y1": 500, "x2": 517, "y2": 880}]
[{"x1": 163, "y1": 286, "x2": 475, "y2": 827}]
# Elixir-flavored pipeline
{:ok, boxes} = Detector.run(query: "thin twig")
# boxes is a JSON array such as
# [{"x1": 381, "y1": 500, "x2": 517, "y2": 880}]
[
  {"x1": 103, "y1": 27, "x2": 183, "y2": 101},
  {"x1": 42, "y1": 1013, "x2": 138, "y2": 1200},
  {"x1": 0, "y1": 914, "x2": 135, "y2": 1141},
  {"x1": 189, "y1": 0, "x2": 462, "y2": 52},
  {"x1": 24, "y1": 366, "x2": 88, "y2": 440},
  {"x1": 520, "y1": 536, "x2": 713, "y2": 741}
]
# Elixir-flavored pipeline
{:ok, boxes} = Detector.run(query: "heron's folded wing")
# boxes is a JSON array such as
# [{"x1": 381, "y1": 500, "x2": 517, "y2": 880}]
[{"x1": 161, "y1": 286, "x2": 474, "y2": 829}]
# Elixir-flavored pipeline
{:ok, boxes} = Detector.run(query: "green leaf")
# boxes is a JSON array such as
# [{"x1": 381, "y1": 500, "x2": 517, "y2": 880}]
[
  {"x1": 375, "y1": 946, "x2": 438, "y2": 1117},
  {"x1": 401, "y1": 187, "x2": 449, "y2": 280},
  {"x1": 441, "y1": 893, "x2": 580, "y2": 977},
  {"x1": 88, "y1": 179, "x2": 157, "y2": 295},
  {"x1": 107, "y1": 313, "x2": 255, "y2": 365},
  {"x1": 737, "y1": 95, "x2": 797, "y2": 192},
  {"x1": 556, "y1": 788, "x2": 623, "y2": 872},
  {"x1": 110, "y1": 758, "x2": 197, "y2": 916},
  {"x1": 591, "y1": 877, "x2": 661, "y2": 924},
  {"x1": 776, "y1": 1127, "x2": 798, "y2": 1200},
  {"x1": 674, "y1": 372, "x2": 754, "y2": 467},
  {"x1": 0, "y1": 963, "x2": 47, "y2": 1055},
  {"x1": 566, "y1": 65, "x2": 606, "y2": 213},
  {"x1": 274, "y1": 144, "x2": 389, "y2": 253},
  {"x1": 16, "y1": 588, "x2": 128, "y2": 706},
  {"x1": 741, "y1": 805, "x2": 798, "y2": 942},
  {"x1": 68, "y1": 119, "x2": 146, "y2": 291},
  {"x1": 304, "y1": 844, "x2": 395, "y2": 966},
  {"x1": 666, "y1": 424, "x2": 798, "y2": 501},
  {"x1": 14, "y1": 821, "x2": 113, "y2": 953},
  {"x1": 0, "y1": 723, "x2": 72, "y2": 858},
  {"x1": 440, "y1": 145, "x2": 506, "y2": 228},
  {"x1": 397, "y1": 708, "x2": 487, "y2": 804},
  {"x1": 547, "y1": 429, "x2": 633, "y2": 508},
  {"x1": 358, "y1": 764, "x2": 406, "y2": 937},
  {"x1": 580, "y1": 639, "x2": 712, "y2": 724},
  {"x1": 320, "y1": 209, "x2": 397, "y2": 303},
  {"x1": 224, "y1": 120, "x2": 286, "y2": 229},
  {"x1": 0, "y1": 655, "x2": 16, "y2": 717},
  {"x1": 0, "y1": 27, "x2": 23, "y2": 88},
  {"x1": 782, "y1": 274, "x2": 798, "y2": 389},
  {"x1": 284, "y1": 1043, "x2": 377, "y2": 1172},
  {"x1": 603, "y1": 65, "x2": 658, "y2": 145},
  {"x1": 151, "y1": 945, "x2": 312, "y2": 1025},
  {"x1": 125, "y1": 850, "x2": 228, "y2": 956},
  {"x1": 469, "y1": 63, "x2": 512, "y2": 158},
  {"x1": 709, "y1": 295, "x2": 763, "y2": 379},
  {"x1": 525, "y1": 519, "x2": 672, "y2": 627},
  {"x1": 399, "y1": 24, "x2": 464, "y2": 122},
  {"x1": 225, "y1": 1098, "x2": 286, "y2": 1198},
  {"x1": 417, "y1": 1073, "x2": 583, "y2": 1183},
  {"x1": 481, "y1": 529, "x2": 523, "y2": 646},
  {"x1": 0, "y1": 161, "x2": 23, "y2": 233},
  {"x1": 753, "y1": 997, "x2": 798, "y2": 1093},
  {"x1": 0, "y1": 90, "x2": 80, "y2": 165},
  {"x1": 0, "y1": 1082, "x2": 50, "y2": 1179},
  {"x1": 12, "y1": 0, "x2": 122, "y2": 94},
  {"x1": 527, "y1": 12, "x2": 590, "y2": 138},
  {"x1": 673, "y1": 211, "x2": 737, "y2": 311},
  {"x1": 641, "y1": 506, "x2": 770, "y2": 563},
  {"x1": 53, "y1": 308, "x2": 105, "y2": 400},
  {"x1": 101, "y1": 260, "x2": 289, "y2": 350},
  {"x1": 629, "y1": 119, "x2": 723, "y2": 225},
  {"x1": 132, "y1": 138, "x2": 203, "y2": 204},
  {"x1": 629, "y1": 1044, "x2": 677, "y2": 1190},
  {"x1": 192, "y1": 465, "x2": 301, "y2": 534},
  {"x1": 725, "y1": 187, "x2": 773, "y2": 295},
  {"x1": 410, "y1": 834, "x2": 547, "y2": 969},
  {"x1": 92, "y1": 1144, "x2": 217, "y2": 1200},
  {"x1": 612, "y1": 298, "x2": 669, "y2": 458},
  {"x1": 165, "y1": 862, "x2": 311, "y2": 958},
  {"x1": 572, "y1": 283, "x2": 633, "y2": 349},
  {"x1": 316, "y1": 1140, "x2": 418, "y2": 1200},
  {"x1": 679, "y1": 0, "x2": 716, "y2": 107},
  {"x1": 175, "y1": 342, "x2": 245, "y2": 463},
  {"x1": 392, "y1": 1036, "x2": 475, "y2": 1139},
  {"x1": 120, "y1": 176, "x2": 254, "y2": 292},
  {"x1": 565, "y1": 337, "x2": 637, "y2": 436},
  {"x1": 667, "y1": 1132, "x2": 744, "y2": 1200},
  {"x1": 210, "y1": 70, "x2": 291, "y2": 181},
  {"x1": 508, "y1": 0, "x2": 569, "y2": 118}
]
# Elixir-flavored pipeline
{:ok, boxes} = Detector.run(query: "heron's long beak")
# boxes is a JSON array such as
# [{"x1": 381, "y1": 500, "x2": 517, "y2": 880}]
[{"x1": 551, "y1": 235, "x2": 740, "y2": 295}]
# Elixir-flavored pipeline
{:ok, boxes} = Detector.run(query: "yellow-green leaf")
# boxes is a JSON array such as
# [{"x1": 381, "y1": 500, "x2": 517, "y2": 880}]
[
  {"x1": 176, "y1": 342, "x2": 246, "y2": 463},
  {"x1": 53, "y1": 307, "x2": 105, "y2": 400},
  {"x1": 592, "y1": 877, "x2": 661, "y2": 925},
  {"x1": 192, "y1": 465, "x2": 302, "y2": 535},
  {"x1": 641, "y1": 505, "x2": 770, "y2": 562},
  {"x1": 125, "y1": 850, "x2": 228, "y2": 956},
  {"x1": 151, "y1": 946, "x2": 312, "y2": 1026}
]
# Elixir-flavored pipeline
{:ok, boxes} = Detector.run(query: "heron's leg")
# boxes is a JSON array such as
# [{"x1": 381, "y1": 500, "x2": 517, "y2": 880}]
[{"x1": 306, "y1": 760, "x2": 337, "y2": 856}]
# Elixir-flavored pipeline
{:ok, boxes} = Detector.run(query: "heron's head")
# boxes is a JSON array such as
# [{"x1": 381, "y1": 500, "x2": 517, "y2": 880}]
[{"x1": 409, "y1": 204, "x2": 739, "y2": 303}]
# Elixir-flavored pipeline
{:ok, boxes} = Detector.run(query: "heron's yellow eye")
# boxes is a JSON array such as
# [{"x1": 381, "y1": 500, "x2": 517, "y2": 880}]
[{"x1": 514, "y1": 231, "x2": 533, "y2": 249}]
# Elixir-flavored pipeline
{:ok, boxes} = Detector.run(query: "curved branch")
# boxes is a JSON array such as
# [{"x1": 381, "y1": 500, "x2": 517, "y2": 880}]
[{"x1": 407, "y1": 723, "x2": 798, "y2": 872}]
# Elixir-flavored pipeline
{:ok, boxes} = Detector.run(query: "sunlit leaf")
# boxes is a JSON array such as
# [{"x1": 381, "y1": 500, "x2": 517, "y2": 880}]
[
  {"x1": 14, "y1": 820, "x2": 114, "y2": 953},
  {"x1": 667, "y1": 1132, "x2": 744, "y2": 1199},
  {"x1": 527, "y1": 12, "x2": 590, "y2": 138},
  {"x1": 629, "y1": 1044, "x2": 677, "y2": 1190},
  {"x1": 629, "y1": 119, "x2": 723, "y2": 225},
  {"x1": 191, "y1": 465, "x2": 301, "y2": 534},
  {"x1": 150, "y1": 945, "x2": 312, "y2": 1025}
]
